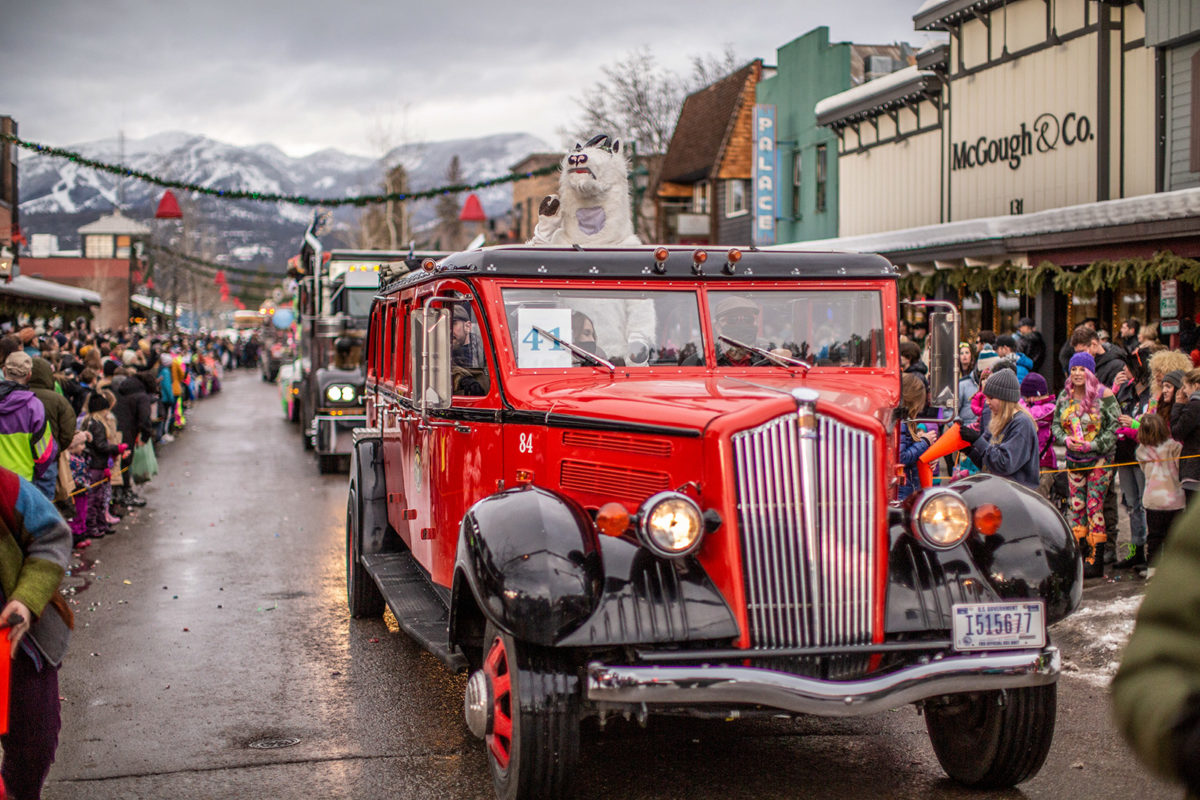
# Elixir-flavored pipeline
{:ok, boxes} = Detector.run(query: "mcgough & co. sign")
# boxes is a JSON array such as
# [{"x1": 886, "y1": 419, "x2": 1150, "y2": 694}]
[{"x1": 952, "y1": 111, "x2": 1094, "y2": 171}]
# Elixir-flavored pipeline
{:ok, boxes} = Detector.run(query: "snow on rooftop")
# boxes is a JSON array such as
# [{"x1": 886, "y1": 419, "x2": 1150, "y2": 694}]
[
  {"x1": 917, "y1": 0, "x2": 950, "y2": 13},
  {"x1": 814, "y1": 65, "x2": 933, "y2": 119},
  {"x1": 773, "y1": 187, "x2": 1200, "y2": 257},
  {"x1": 77, "y1": 210, "x2": 151, "y2": 236}
]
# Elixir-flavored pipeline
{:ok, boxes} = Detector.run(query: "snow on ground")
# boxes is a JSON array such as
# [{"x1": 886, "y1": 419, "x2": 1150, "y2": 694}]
[{"x1": 1051, "y1": 589, "x2": 1144, "y2": 688}]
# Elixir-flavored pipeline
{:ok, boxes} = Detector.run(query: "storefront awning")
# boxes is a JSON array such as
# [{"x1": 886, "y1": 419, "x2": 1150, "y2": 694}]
[
  {"x1": 0, "y1": 275, "x2": 101, "y2": 307},
  {"x1": 773, "y1": 186, "x2": 1200, "y2": 267},
  {"x1": 815, "y1": 66, "x2": 940, "y2": 128}
]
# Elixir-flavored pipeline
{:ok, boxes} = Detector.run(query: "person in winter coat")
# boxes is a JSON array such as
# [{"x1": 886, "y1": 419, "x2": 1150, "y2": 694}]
[
  {"x1": 0, "y1": 352, "x2": 56, "y2": 486},
  {"x1": 1052, "y1": 351, "x2": 1120, "y2": 578},
  {"x1": 1112, "y1": 351, "x2": 1152, "y2": 569},
  {"x1": 1070, "y1": 326, "x2": 1125, "y2": 387},
  {"x1": 81, "y1": 392, "x2": 126, "y2": 538},
  {"x1": 111, "y1": 371, "x2": 156, "y2": 507},
  {"x1": 0, "y1": 465, "x2": 73, "y2": 800},
  {"x1": 1111, "y1": 497, "x2": 1200, "y2": 797},
  {"x1": 1020, "y1": 372, "x2": 1058, "y2": 497},
  {"x1": 958, "y1": 369, "x2": 1040, "y2": 489},
  {"x1": 29, "y1": 356, "x2": 84, "y2": 505},
  {"x1": 1134, "y1": 412, "x2": 1186, "y2": 570},
  {"x1": 1171, "y1": 368, "x2": 1200, "y2": 508},
  {"x1": 898, "y1": 374, "x2": 937, "y2": 500},
  {"x1": 1017, "y1": 317, "x2": 1047, "y2": 373},
  {"x1": 994, "y1": 334, "x2": 1034, "y2": 383},
  {"x1": 957, "y1": 343, "x2": 979, "y2": 426}
]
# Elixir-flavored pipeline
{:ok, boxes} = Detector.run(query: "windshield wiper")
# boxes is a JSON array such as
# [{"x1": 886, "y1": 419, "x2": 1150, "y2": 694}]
[
  {"x1": 718, "y1": 335, "x2": 812, "y2": 371},
  {"x1": 532, "y1": 326, "x2": 617, "y2": 372}
]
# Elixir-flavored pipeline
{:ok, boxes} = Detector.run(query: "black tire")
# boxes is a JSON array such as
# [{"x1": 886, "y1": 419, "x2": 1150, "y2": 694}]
[
  {"x1": 482, "y1": 623, "x2": 580, "y2": 800},
  {"x1": 346, "y1": 487, "x2": 385, "y2": 618},
  {"x1": 925, "y1": 683, "x2": 1057, "y2": 789},
  {"x1": 301, "y1": 398, "x2": 314, "y2": 450}
]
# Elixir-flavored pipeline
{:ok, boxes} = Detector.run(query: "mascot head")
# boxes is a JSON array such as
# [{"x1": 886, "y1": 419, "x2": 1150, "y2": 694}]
[{"x1": 561, "y1": 134, "x2": 628, "y2": 201}]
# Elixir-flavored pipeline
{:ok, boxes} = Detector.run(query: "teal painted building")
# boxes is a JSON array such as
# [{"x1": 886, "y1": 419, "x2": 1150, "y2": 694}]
[{"x1": 756, "y1": 27, "x2": 907, "y2": 244}]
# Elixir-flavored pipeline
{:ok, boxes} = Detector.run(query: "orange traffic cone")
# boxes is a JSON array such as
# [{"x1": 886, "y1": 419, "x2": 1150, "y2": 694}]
[{"x1": 917, "y1": 423, "x2": 970, "y2": 489}]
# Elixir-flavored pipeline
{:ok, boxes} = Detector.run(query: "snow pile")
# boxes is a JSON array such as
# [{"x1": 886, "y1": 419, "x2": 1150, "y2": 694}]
[{"x1": 1051, "y1": 593, "x2": 1143, "y2": 688}]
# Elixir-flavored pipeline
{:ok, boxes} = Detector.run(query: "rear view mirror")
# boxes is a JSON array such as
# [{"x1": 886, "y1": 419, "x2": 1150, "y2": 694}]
[{"x1": 926, "y1": 310, "x2": 959, "y2": 414}]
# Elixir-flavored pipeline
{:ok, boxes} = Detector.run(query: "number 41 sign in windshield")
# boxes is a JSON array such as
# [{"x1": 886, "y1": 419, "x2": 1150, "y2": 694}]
[{"x1": 517, "y1": 308, "x2": 573, "y2": 368}]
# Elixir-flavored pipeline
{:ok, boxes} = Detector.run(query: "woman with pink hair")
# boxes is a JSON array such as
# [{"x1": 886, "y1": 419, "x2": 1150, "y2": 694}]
[{"x1": 1052, "y1": 351, "x2": 1120, "y2": 578}]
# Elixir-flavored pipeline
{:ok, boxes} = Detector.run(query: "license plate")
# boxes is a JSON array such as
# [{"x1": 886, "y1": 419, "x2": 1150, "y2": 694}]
[{"x1": 952, "y1": 602, "x2": 1046, "y2": 651}]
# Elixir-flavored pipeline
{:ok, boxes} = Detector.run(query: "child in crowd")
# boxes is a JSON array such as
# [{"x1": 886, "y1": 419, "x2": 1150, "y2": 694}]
[
  {"x1": 67, "y1": 427, "x2": 92, "y2": 546},
  {"x1": 1135, "y1": 412, "x2": 1186, "y2": 576},
  {"x1": 81, "y1": 392, "x2": 126, "y2": 539},
  {"x1": 899, "y1": 373, "x2": 936, "y2": 500},
  {"x1": 1020, "y1": 373, "x2": 1058, "y2": 498}
]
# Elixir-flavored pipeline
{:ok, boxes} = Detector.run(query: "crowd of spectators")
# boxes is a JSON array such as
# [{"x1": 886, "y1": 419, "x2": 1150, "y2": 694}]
[{"x1": 901, "y1": 314, "x2": 1200, "y2": 580}]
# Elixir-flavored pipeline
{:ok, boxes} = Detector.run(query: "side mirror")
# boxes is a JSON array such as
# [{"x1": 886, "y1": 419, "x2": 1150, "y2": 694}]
[
  {"x1": 926, "y1": 309, "x2": 959, "y2": 415},
  {"x1": 412, "y1": 306, "x2": 452, "y2": 412}
]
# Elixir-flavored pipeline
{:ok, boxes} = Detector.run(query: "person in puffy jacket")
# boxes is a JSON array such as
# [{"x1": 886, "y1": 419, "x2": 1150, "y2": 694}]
[
  {"x1": 111, "y1": 370, "x2": 156, "y2": 507},
  {"x1": 81, "y1": 393, "x2": 126, "y2": 537},
  {"x1": 1111, "y1": 497, "x2": 1200, "y2": 797},
  {"x1": 1020, "y1": 372, "x2": 1057, "y2": 497}
]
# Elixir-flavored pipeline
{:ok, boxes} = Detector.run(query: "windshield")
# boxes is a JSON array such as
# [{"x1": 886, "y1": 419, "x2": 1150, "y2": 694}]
[
  {"x1": 501, "y1": 288, "x2": 703, "y2": 368},
  {"x1": 707, "y1": 289, "x2": 886, "y2": 367},
  {"x1": 344, "y1": 288, "x2": 374, "y2": 319}
]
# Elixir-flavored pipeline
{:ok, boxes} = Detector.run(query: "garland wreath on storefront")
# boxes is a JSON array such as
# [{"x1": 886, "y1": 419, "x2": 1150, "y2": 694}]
[
  {"x1": 1, "y1": 132, "x2": 559, "y2": 207},
  {"x1": 898, "y1": 250, "x2": 1200, "y2": 299}
]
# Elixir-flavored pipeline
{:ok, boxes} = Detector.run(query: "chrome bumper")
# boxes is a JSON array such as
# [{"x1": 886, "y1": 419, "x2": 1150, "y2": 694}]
[{"x1": 587, "y1": 646, "x2": 1059, "y2": 718}]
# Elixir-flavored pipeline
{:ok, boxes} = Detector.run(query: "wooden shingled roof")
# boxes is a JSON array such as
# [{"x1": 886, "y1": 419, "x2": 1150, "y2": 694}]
[{"x1": 658, "y1": 60, "x2": 762, "y2": 187}]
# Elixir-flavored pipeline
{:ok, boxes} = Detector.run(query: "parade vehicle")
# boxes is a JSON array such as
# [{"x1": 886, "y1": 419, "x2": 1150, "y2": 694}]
[
  {"x1": 291, "y1": 216, "x2": 442, "y2": 473},
  {"x1": 345, "y1": 244, "x2": 1082, "y2": 800}
]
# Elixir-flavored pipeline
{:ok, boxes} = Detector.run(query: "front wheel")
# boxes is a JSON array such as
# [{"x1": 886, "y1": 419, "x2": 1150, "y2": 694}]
[
  {"x1": 345, "y1": 489, "x2": 384, "y2": 618},
  {"x1": 925, "y1": 683, "x2": 1057, "y2": 789},
  {"x1": 481, "y1": 623, "x2": 580, "y2": 800}
]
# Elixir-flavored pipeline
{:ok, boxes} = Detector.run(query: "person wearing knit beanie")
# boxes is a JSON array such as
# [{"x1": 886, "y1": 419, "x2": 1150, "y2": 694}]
[
  {"x1": 1069, "y1": 351, "x2": 1096, "y2": 374},
  {"x1": 1021, "y1": 372, "x2": 1049, "y2": 399},
  {"x1": 983, "y1": 368, "x2": 1021, "y2": 403},
  {"x1": 958, "y1": 365, "x2": 1040, "y2": 489}
]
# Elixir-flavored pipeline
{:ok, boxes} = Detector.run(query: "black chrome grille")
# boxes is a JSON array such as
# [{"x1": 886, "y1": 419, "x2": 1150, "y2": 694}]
[{"x1": 733, "y1": 413, "x2": 878, "y2": 650}]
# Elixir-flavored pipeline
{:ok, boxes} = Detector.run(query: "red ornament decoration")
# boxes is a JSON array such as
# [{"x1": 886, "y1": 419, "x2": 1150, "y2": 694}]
[
  {"x1": 155, "y1": 190, "x2": 183, "y2": 219},
  {"x1": 459, "y1": 193, "x2": 486, "y2": 222}
]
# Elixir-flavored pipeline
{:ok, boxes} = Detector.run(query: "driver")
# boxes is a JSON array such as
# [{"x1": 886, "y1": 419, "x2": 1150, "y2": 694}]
[
  {"x1": 451, "y1": 304, "x2": 487, "y2": 396},
  {"x1": 714, "y1": 296, "x2": 767, "y2": 366},
  {"x1": 571, "y1": 310, "x2": 609, "y2": 364}
]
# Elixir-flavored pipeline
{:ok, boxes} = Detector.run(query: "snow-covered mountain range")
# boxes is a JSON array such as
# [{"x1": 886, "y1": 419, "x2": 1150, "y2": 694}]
[{"x1": 17, "y1": 130, "x2": 553, "y2": 268}]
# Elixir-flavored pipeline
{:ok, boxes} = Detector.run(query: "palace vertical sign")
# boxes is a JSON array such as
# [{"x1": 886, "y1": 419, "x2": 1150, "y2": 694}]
[{"x1": 753, "y1": 105, "x2": 776, "y2": 246}]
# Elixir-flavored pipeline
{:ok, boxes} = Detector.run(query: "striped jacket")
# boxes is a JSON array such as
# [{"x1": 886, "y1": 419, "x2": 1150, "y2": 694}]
[
  {"x1": 0, "y1": 379, "x2": 56, "y2": 481},
  {"x1": 0, "y1": 465, "x2": 72, "y2": 666}
]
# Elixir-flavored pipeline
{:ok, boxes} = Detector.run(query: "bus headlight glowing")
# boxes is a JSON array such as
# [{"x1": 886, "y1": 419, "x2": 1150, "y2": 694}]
[{"x1": 638, "y1": 492, "x2": 704, "y2": 558}]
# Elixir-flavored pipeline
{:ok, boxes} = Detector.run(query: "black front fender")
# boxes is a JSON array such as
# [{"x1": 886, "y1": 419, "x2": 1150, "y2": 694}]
[
  {"x1": 454, "y1": 486, "x2": 603, "y2": 646},
  {"x1": 886, "y1": 474, "x2": 1082, "y2": 634}
]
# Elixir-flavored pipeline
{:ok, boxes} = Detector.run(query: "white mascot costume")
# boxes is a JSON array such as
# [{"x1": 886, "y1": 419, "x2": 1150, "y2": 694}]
[
  {"x1": 527, "y1": 134, "x2": 642, "y2": 247},
  {"x1": 526, "y1": 134, "x2": 652, "y2": 361}
]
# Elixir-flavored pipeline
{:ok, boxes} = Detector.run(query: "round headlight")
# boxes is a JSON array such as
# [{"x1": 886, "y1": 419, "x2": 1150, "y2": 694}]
[
  {"x1": 340, "y1": 386, "x2": 356, "y2": 402},
  {"x1": 638, "y1": 492, "x2": 704, "y2": 557},
  {"x1": 912, "y1": 489, "x2": 971, "y2": 549},
  {"x1": 325, "y1": 385, "x2": 342, "y2": 402}
]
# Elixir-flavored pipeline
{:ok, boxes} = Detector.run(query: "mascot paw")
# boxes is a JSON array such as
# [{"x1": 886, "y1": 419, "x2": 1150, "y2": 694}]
[{"x1": 539, "y1": 195, "x2": 561, "y2": 217}]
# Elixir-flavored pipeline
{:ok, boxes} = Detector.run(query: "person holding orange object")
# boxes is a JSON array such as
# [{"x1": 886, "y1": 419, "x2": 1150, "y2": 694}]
[{"x1": 957, "y1": 369, "x2": 1040, "y2": 489}]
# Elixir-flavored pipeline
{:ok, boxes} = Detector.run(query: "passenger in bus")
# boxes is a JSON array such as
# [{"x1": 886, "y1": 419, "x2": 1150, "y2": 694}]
[{"x1": 451, "y1": 305, "x2": 487, "y2": 397}]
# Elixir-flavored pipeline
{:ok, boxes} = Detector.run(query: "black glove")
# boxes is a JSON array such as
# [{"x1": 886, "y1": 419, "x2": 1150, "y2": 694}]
[{"x1": 959, "y1": 425, "x2": 982, "y2": 444}]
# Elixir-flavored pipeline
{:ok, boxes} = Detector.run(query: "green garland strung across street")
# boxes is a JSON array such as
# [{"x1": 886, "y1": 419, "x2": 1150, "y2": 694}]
[
  {"x1": 898, "y1": 250, "x2": 1200, "y2": 298},
  {"x1": 2, "y1": 132, "x2": 560, "y2": 207}
]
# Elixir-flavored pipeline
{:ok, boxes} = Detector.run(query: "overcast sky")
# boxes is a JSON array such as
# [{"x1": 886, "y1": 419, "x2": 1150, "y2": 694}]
[{"x1": 4, "y1": 1, "x2": 942, "y2": 158}]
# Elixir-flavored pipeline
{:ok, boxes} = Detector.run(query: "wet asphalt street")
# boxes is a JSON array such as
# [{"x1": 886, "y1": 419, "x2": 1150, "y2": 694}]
[{"x1": 41, "y1": 371, "x2": 1174, "y2": 800}]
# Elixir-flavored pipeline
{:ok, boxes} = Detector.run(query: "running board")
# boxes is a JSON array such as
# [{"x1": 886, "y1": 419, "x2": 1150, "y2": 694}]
[{"x1": 362, "y1": 552, "x2": 467, "y2": 671}]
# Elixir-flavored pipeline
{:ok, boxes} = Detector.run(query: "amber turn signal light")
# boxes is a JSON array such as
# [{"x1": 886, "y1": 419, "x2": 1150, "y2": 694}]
[
  {"x1": 973, "y1": 503, "x2": 1003, "y2": 536},
  {"x1": 596, "y1": 502, "x2": 631, "y2": 537}
]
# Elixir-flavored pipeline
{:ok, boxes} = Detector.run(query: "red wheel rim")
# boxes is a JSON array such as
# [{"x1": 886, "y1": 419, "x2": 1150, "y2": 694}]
[{"x1": 484, "y1": 634, "x2": 512, "y2": 769}]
